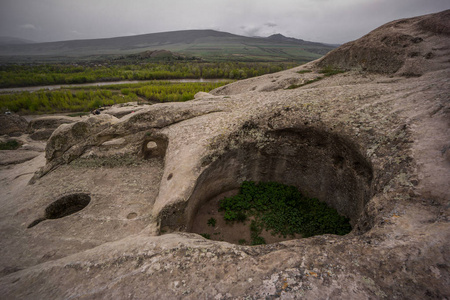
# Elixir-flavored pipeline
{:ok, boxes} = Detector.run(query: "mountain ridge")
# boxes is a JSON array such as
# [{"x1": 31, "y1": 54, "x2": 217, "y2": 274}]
[{"x1": 0, "y1": 29, "x2": 335, "y2": 62}]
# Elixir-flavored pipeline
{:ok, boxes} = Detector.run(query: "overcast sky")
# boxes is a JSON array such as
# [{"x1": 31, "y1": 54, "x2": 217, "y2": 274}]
[{"x1": 1, "y1": 0, "x2": 449, "y2": 44}]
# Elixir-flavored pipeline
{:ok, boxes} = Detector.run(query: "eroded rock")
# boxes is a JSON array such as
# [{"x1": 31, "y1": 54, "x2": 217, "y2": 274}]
[
  {"x1": 27, "y1": 116, "x2": 76, "y2": 141},
  {"x1": 0, "y1": 113, "x2": 28, "y2": 136},
  {"x1": 0, "y1": 10, "x2": 449, "y2": 300}
]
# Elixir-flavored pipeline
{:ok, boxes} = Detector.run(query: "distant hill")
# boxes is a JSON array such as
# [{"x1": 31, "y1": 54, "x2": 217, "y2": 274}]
[
  {"x1": 0, "y1": 36, "x2": 35, "y2": 45},
  {"x1": 0, "y1": 30, "x2": 336, "y2": 63}
]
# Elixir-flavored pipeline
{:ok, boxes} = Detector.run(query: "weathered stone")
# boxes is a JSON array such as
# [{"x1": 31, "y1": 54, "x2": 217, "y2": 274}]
[
  {"x1": 317, "y1": 9, "x2": 450, "y2": 76},
  {"x1": 0, "y1": 113, "x2": 28, "y2": 136},
  {"x1": 27, "y1": 116, "x2": 76, "y2": 140},
  {"x1": 0, "y1": 10, "x2": 449, "y2": 299}
]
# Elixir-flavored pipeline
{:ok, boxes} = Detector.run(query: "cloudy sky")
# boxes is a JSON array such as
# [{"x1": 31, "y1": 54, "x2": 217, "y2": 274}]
[{"x1": 1, "y1": 0, "x2": 449, "y2": 44}]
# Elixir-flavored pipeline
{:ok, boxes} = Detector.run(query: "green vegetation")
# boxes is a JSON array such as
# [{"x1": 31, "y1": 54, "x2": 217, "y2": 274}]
[
  {"x1": 0, "y1": 81, "x2": 228, "y2": 114},
  {"x1": 318, "y1": 65, "x2": 346, "y2": 76},
  {"x1": 0, "y1": 140, "x2": 21, "y2": 150},
  {"x1": 296, "y1": 70, "x2": 312, "y2": 74},
  {"x1": 207, "y1": 217, "x2": 217, "y2": 227},
  {"x1": 287, "y1": 77, "x2": 324, "y2": 89},
  {"x1": 0, "y1": 62, "x2": 297, "y2": 88},
  {"x1": 238, "y1": 239, "x2": 247, "y2": 245},
  {"x1": 219, "y1": 181, "x2": 352, "y2": 243},
  {"x1": 287, "y1": 66, "x2": 345, "y2": 89},
  {"x1": 200, "y1": 233, "x2": 211, "y2": 239}
]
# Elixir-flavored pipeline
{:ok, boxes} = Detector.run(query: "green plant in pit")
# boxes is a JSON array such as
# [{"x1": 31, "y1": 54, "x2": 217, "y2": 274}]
[
  {"x1": 207, "y1": 217, "x2": 217, "y2": 227},
  {"x1": 250, "y1": 220, "x2": 266, "y2": 245},
  {"x1": 0, "y1": 140, "x2": 21, "y2": 150},
  {"x1": 238, "y1": 239, "x2": 247, "y2": 245},
  {"x1": 200, "y1": 233, "x2": 211, "y2": 239},
  {"x1": 218, "y1": 181, "x2": 352, "y2": 243}
]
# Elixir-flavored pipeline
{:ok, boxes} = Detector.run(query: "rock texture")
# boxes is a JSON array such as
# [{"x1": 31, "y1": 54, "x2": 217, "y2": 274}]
[
  {"x1": 0, "y1": 10, "x2": 449, "y2": 299},
  {"x1": 101, "y1": 102, "x2": 152, "y2": 118},
  {"x1": 27, "y1": 116, "x2": 76, "y2": 140},
  {"x1": 0, "y1": 113, "x2": 28, "y2": 136},
  {"x1": 317, "y1": 9, "x2": 450, "y2": 76}
]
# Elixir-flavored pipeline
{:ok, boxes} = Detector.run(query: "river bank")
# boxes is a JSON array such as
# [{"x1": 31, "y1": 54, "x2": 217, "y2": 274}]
[{"x1": 0, "y1": 78, "x2": 227, "y2": 93}]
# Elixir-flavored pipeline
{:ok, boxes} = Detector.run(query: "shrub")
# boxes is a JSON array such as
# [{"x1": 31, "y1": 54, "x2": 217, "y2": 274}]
[
  {"x1": 238, "y1": 239, "x2": 247, "y2": 245},
  {"x1": 218, "y1": 181, "x2": 352, "y2": 243},
  {"x1": 0, "y1": 140, "x2": 21, "y2": 150},
  {"x1": 200, "y1": 233, "x2": 211, "y2": 239},
  {"x1": 207, "y1": 217, "x2": 216, "y2": 227}
]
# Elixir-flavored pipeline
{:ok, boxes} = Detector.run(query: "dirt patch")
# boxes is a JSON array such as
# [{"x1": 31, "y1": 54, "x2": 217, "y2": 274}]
[{"x1": 190, "y1": 189, "x2": 302, "y2": 245}]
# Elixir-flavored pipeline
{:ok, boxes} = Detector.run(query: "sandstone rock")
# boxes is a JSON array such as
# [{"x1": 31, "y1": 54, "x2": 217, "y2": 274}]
[
  {"x1": 101, "y1": 102, "x2": 151, "y2": 118},
  {"x1": 0, "y1": 113, "x2": 28, "y2": 136},
  {"x1": 0, "y1": 10, "x2": 449, "y2": 300},
  {"x1": 0, "y1": 149, "x2": 40, "y2": 165},
  {"x1": 27, "y1": 116, "x2": 76, "y2": 140},
  {"x1": 316, "y1": 10, "x2": 450, "y2": 76}
]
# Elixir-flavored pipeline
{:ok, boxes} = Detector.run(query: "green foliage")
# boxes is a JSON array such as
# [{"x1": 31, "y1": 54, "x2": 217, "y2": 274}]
[
  {"x1": 238, "y1": 239, "x2": 247, "y2": 245},
  {"x1": 0, "y1": 81, "x2": 229, "y2": 114},
  {"x1": 207, "y1": 217, "x2": 217, "y2": 227},
  {"x1": 200, "y1": 233, "x2": 211, "y2": 239},
  {"x1": 287, "y1": 66, "x2": 345, "y2": 90},
  {"x1": 318, "y1": 66, "x2": 346, "y2": 76},
  {"x1": 0, "y1": 140, "x2": 21, "y2": 150},
  {"x1": 296, "y1": 70, "x2": 312, "y2": 74},
  {"x1": 0, "y1": 62, "x2": 298, "y2": 88},
  {"x1": 219, "y1": 181, "x2": 352, "y2": 242},
  {"x1": 250, "y1": 220, "x2": 266, "y2": 245}
]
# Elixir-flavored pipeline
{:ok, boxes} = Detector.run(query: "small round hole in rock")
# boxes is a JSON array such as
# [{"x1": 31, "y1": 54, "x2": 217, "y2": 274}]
[
  {"x1": 45, "y1": 193, "x2": 91, "y2": 219},
  {"x1": 127, "y1": 212, "x2": 138, "y2": 219}
]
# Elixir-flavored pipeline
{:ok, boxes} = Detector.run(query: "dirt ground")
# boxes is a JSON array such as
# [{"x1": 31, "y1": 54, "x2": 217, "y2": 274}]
[{"x1": 190, "y1": 189, "x2": 303, "y2": 245}]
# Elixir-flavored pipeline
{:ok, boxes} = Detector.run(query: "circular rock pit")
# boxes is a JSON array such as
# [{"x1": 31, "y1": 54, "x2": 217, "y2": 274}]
[{"x1": 160, "y1": 126, "x2": 374, "y2": 245}]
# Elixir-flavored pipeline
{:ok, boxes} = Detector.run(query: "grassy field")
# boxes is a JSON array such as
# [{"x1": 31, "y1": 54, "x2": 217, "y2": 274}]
[{"x1": 0, "y1": 81, "x2": 230, "y2": 114}]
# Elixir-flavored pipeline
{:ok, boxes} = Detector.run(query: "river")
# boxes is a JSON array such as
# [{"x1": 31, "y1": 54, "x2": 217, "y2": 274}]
[{"x1": 0, "y1": 78, "x2": 227, "y2": 93}]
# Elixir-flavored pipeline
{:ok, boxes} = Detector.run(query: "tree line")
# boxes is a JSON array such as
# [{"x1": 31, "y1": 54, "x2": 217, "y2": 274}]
[{"x1": 0, "y1": 62, "x2": 297, "y2": 88}]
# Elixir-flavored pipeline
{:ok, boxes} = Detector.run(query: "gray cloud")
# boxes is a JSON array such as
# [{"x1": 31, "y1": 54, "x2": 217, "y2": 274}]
[
  {"x1": 19, "y1": 24, "x2": 38, "y2": 30},
  {"x1": 264, "y1": 22, "x2": 278, "y2": 28},
  {"x1": 0, "y1": 0, "x2": 449, "y2": 44}
]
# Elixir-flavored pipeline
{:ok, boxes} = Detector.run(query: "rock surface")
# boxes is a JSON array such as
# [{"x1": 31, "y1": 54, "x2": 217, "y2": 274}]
[
  {"x1": 101, "y1": 102, "x2": 152, "y2": 118},
  {"x1": 0, "y1": 10, "x2": 449, "y2": 299},
  {"x1": 0, "y1": 113, "x2": 28, "y2": 136},
  {"x1": 27, "y1": 115, "x2": 76, "y2": 140}
]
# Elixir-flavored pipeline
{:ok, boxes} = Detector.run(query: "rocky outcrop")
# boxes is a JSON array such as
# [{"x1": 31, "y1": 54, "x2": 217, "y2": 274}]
[
  {"x1": 27, "y1": 116, "x2": 76, "y2": 140},
  {"x1": 316, "y1": 9, "x2": 450, "y2": 76},
  {"x1": 0, "y1": 10, "x2": 449, "y2": 300},
  {"x1": 101, "y1": 102, "x2": 152, "y2": 118},
  {"x1": 0, "y1": 113, "x2": 28, "y2": 136}
]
